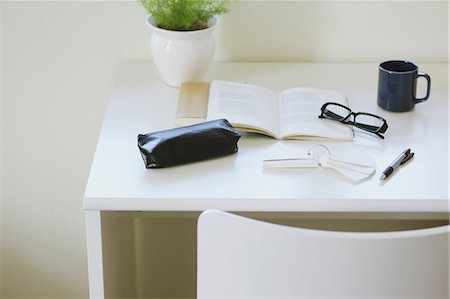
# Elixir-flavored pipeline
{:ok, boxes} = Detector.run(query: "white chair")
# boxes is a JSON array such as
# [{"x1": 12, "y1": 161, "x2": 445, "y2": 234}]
[{"x1": 197, "y1": 209, "x2": 449, "y2": 299}]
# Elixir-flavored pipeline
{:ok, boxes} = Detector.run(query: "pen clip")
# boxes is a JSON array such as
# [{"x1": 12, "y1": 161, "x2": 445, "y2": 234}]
[{"x1": 400, "y1": 152, "x2": 414, "y2": 165}]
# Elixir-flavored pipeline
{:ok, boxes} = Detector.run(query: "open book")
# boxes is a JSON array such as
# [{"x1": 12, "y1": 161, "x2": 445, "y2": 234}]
[{"x1": 206, "y1": 80, "x2": 354, "y2": 140}]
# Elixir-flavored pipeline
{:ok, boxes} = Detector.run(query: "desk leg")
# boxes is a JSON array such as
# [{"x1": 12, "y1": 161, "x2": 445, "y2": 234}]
[{"x1": 85, "y1": 210, "x2": 104, "y2": 299}]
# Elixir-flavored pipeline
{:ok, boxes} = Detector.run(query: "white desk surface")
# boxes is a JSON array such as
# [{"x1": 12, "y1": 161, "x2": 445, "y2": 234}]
[{"x1": 84, "y1": 62, "x2": 449, "y2": 213}]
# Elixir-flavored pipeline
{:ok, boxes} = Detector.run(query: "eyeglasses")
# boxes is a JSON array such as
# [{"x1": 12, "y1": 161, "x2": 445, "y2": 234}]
[{"x1": 319, "y1": 102, "x2": 388, "y2": 139}]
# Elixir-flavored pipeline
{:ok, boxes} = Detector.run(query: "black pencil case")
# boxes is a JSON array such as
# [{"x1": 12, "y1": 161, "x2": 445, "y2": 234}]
[{"x1": 137, "y1": 119, "x2": 241, "y2": 168}]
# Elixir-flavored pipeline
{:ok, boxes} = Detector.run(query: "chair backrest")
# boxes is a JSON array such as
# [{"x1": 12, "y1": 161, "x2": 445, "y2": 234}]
[{"x1": 197, "y1": 209, "x2": 449, "y2": 299}]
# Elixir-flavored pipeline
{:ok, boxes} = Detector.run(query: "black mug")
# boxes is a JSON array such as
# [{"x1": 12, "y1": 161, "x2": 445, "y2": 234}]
[{"x1": 377, "y1": 60, "x2": 431, "y2": 112}]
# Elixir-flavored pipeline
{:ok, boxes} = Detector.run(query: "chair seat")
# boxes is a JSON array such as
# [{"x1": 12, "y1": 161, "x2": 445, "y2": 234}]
[{"x1": 197, "y1": 210, "x2": 449, "y2": 299}]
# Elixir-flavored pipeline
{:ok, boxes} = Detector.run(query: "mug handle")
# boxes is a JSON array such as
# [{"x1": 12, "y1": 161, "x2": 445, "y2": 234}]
[{"x1": 415, "y1": 72, "x2": 431, "y2": 103}]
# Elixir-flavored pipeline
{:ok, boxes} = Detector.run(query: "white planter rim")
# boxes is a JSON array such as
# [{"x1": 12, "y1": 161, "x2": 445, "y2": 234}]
[{"x1": 146, "y1": 15, "x2": 219, "y2": 37}]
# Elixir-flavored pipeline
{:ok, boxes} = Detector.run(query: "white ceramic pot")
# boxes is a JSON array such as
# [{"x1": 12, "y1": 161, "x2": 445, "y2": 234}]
[{"x1": 146, "y1": 15, "x2": 219, "y2": 87}]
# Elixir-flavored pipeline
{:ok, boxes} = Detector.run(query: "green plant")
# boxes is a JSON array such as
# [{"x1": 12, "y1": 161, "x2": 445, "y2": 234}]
[{"x1": 139, "y1": 0, "x2": 233, "y2": 31}]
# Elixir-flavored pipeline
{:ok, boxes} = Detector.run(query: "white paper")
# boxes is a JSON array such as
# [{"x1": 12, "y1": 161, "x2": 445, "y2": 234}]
[{"x1": 320, "y1": 155, "x2": 375, "y2": 182}]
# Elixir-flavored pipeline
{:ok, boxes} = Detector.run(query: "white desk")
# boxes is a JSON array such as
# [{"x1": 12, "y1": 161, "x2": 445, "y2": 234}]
[{"x1": 84, "y1": 62, "x2": 449, "y2": 298}]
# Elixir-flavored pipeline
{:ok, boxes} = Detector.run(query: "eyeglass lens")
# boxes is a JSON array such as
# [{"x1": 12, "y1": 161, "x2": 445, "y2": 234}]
[
  {"x1": 353, "y1": 114, "x2": 385, "y2": 133},
  {"x1": 322, "y1": 104, "x2": 351, "y2": 121}
]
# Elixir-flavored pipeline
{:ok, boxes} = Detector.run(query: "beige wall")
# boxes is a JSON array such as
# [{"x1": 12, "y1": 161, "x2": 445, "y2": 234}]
[
  {"x1": 216, "y1": 0, "x2": 448, "y2": 62},
  {"x1": 1, "y1": 1, "x2": 448, "y2": 298}
]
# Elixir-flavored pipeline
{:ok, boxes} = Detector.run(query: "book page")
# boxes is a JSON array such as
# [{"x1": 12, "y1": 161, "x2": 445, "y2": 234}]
[
  {"x1": 278, "y1": 88, "x2": 353, "y2": 140},
  {"x1": 206, "y1": 80, "x2": 280, "y2": 138}
]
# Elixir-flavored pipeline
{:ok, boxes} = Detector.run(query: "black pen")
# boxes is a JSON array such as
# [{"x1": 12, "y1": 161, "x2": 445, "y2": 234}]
[{"x1": 380, "y1": 148, "x2": 414, "y2": 180}]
